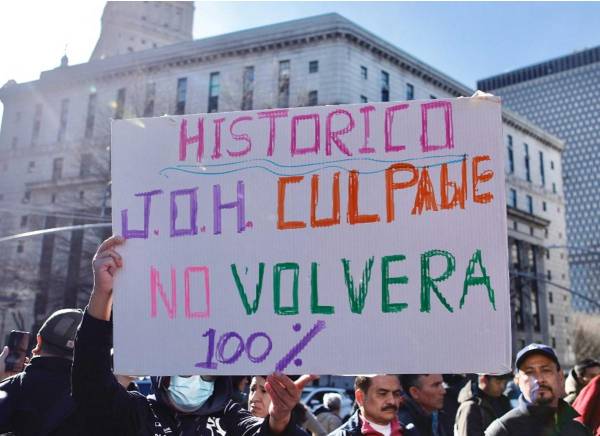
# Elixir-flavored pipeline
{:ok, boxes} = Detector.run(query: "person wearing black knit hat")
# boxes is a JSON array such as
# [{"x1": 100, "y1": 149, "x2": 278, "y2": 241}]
[{"x1": 0, "y1": 308, "x2": 85, "y2": 435}]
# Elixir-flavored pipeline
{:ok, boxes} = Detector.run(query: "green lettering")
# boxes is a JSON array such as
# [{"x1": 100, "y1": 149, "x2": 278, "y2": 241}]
[
  {"x1": 231, "y1": 263, "x2": 264, "y2": 315},
  {"x1": 420, "y1": 250, "x2": 455, "y2": 313},
  {"x1": 460, "y1": 249, "x2": 496, "y2": 310},
  {"x1": 273, "y1": 263, "x2": 299, "y2": 315},
  {"x1": 342, "y1": 256, "x2": 374, "y2": 314},
  {"x1": 310, "y1": 262, "x2": 334, "y2": 314},
  {"x1": 381, "y1": 255, "x2": 409, "y2": 313}
]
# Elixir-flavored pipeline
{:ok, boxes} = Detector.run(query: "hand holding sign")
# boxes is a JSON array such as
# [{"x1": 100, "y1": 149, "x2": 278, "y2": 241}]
[{"x1": 90, "y1": 235, "x2": 124, "y2": 321}]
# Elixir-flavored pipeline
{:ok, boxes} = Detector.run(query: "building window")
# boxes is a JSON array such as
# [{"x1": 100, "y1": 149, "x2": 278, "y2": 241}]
[
  {"x1": 381, "y1": 70, "x2": 390, "y2": 102},
  {"x1": 144, "y1": 82, "x2": 156, "y2": 117},
  {"x1": 80, "y1": 153, "x2": 93, "y2": 177},
  {"x1": 429, "y1": 94, "x2": 437, "y2": 99},
  {"x1": 11, "y1": 137, "x2": 18, "y2": 150},
  {"x1": 360, "y1": 65, "x2": 368, "y2": 80},
  {"x1": 57, "y1": 98, "x2": 69, "y2": 142},
  {"x1": 79, "y1": 190, "x2": 85, "y2": 200},
  {"x1": 360, "y1": 95, "x2": 368, "y2": 103},
  {"x1": 85, "y1": 92, "x2": 97, "y2": 138},
  {"x1": 539, "y1": 151, "x2": 545, "y2": 186},
  {"x1": 23, "y1": 191, "x2": 31, "y2": 203},
  {"x1": 507, "y1": 135, "x2": 514, "y2": 174},
  {"x1": 552, "y1": 182, "x2": 557, "y2": 194},
  {"x1": 115, "y1": 88, "x2": 126, "y2": 119},
  {"x1": 549, "y1": 291, "x2": 553, "y2": 303},
  {"x1": 542, "y1": 201, "x2": 547, "y2": 212},
  {"x1": 509, "y1": 188, "x2": 517, "y2": 208},
  {"x1": 51, "y1": 193, "x2": 56, "y2": 204},
  {"x1": 278, "y1": 61, "x2": 290, "y2": 108},
  {"x1": 550, "y1": 160, "x2": 555, "y2": 170},
  {"x1": 550, "y1": 314, "x2": 554, "y2": 326},
  {"x1": 27, "y1": 161, "x2": 35, "y2": 173},
  {"x1": 175, "y1": 77, "x2": 187, "y2": 115},
  {"x1": 509, "y1": 239, "x2": 524, "y2": 331},
  {"x1": 31, "y1": 104, "x2": 43, "y2": 145},
  {"x1": 309, "y1": 60, "x2": 319, "y2": 73},
  {"x1": 208, "y1": 72, "x2": 220, "y2": 113},
  {"x1": 308, "y1": 90, "x2": 318, "y2": 106},
  {"x1": 52, "y1": 157, "x2": 63, "y2": 181},
  {"x1": 242, "y1": 66, "x2": 254, "y2": 111},
  {"x1": 20, "y1": 215, "x2": 28, "y2": 227},
  {"x1": 547, "y1": 270, "x2": 552, "y2": 280},
  {"x1": 526, "y1": 195, "x2": 533, "y2": 214},
  {"x1": 551, "y1": 337, "x2": 556, "y2": 348},
  {"x1": 17, "y1": 241, "x2": 24, "y2": 253},
  {"x1": 406, "y1": 83, "x2": 414, "y2": 100},
  {"x1": 524, "y1": 143, "x2": 531, "y2": 182}
]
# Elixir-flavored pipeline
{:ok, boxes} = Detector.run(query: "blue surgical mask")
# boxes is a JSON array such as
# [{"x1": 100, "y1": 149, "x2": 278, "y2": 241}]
[{"x1": 167, "y1": 376, "x2": 215, "y2": 413}]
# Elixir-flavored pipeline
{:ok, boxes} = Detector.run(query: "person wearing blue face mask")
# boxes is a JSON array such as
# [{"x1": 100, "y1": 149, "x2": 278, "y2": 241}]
[{"x1": 72, "y1": 236, "x2": 315, "y2": 436}]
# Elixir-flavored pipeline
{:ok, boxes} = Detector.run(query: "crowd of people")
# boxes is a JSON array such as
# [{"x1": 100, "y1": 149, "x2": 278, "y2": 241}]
[{"x1": 0, "y1": 236, "x2": 599, "y2": 436}]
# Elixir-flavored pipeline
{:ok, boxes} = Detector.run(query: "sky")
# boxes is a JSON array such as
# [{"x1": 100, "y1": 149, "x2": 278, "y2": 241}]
[{"x1": 1, "y1": 1, "x2": 600, "y2": 121}]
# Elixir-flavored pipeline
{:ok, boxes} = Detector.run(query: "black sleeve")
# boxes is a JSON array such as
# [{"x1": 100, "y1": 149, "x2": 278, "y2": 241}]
[
  {"x1": 0, "y1": 375, "x2": 19, "y2": 432},
  {"x1": 221, "y1": 400, "x2": 309, "y2": 436},
  {"x1": 71, "y1": 309, "x2": 145, "y2": 433}
]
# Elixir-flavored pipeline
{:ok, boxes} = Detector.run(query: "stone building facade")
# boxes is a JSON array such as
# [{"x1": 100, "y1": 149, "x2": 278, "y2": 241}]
[
  {"x1": 0, "y1": 6, "x2": 572, "y2": 363},
  {"x1": 479, "y1": 47, "x2": 600, "y2": 320}
]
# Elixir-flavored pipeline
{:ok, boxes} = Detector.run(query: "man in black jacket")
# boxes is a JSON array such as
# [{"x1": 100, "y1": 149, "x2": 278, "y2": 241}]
[
  {"x1": 485, "y1": 343, "x2": 591, "y2": 436},
  {"x1": 329, "y1": 375, "x2": 404, "y2": 436},
  {"x1": 397, "y1": 374, "x2": 452, "y2": 436},
  {"x1": 72, "y1": 235, "x2": 313, "y2": 436},
  {"x1": 0, "y1": 308, "x2": 84, "y2": 435},
  {"x1": 454, "y1": 373, "x2": 512, "y2": 436}
]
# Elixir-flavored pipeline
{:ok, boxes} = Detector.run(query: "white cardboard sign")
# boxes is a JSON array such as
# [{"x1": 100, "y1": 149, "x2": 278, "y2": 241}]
[{"x1": 111, "y1": 96, "x2": 512, "y2": 375}]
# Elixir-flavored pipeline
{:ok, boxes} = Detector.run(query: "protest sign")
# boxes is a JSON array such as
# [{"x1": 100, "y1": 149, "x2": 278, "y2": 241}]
[{"x1": 111, "y1": 96, "x2": 511, "y2": 375}]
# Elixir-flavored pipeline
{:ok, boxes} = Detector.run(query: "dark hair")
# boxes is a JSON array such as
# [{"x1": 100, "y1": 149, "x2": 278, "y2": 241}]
[
  {"x1": 574, "y1": 359, "x2": 600, "y2": 378},
  {"x1": 354, "y1": 376, "x2": 372, "y2": 393},
  {"x1": 400, "y1": 374, "x2": 428, "y2": 396}
]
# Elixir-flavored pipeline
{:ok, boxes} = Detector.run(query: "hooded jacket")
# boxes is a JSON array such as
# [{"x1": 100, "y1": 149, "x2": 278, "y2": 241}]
[
  {"x1": 454, "y1": 380, "x2": 512, "y2": 436},
  {"x1": 0, "y1": 356, "x2": 85, "y2": 435},
  {"x1": 572, "y1": 375, "x2": 600, "y2": 436},
  {"x1": 396, "y1": 394, "x2": 451, "y2": 436},
  {"x1": 72, "y1": 310, "x2": 306, "y2": 436},
  {"x1": 564, "y1": 368, "x2": 583, "y2": 405},
  {"x1": 484, "y1": 395, "x2": 591, "y2": 436}
]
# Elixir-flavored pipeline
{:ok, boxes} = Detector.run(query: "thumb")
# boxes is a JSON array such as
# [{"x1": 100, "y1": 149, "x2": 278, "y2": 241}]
[{"x1": 294, "y1": 374, "x2": 319, "y2": 391}]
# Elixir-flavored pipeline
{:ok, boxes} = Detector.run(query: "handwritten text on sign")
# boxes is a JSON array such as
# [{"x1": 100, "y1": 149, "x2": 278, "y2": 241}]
[{"x1": 111, "y1": 97, "x2": 511, "y2": 375}]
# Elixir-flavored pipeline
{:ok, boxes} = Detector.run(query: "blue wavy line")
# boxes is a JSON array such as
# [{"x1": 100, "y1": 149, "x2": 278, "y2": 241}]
[
  {"x1": 173, "y1": 154, "x2": 466, "y2": 170},
  {"x1": 159, "y1": 157, "x2": 466, "y2": 178}
]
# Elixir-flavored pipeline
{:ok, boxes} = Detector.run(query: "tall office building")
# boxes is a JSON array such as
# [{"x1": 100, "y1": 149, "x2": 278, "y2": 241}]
[{"x1": 479, "y1": 47, "x2": 600, "y2": 313}]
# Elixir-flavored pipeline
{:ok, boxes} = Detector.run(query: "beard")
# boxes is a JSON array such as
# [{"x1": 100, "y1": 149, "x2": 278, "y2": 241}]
[{"x1": 533, "y1": 386, "x2": 554, "y2": 406}]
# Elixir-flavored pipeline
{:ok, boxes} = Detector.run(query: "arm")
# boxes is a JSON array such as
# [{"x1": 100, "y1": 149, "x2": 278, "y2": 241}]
[
  {"x1": 71, "y1": 236, "x2": 141, "y2": 428},
  {"x1": 0, "y1": 375, "x2": 18, "y2": 432},
  {"x1": 484, "y1": 419, "x2": 508, "y2": 436},
  {"x1": 266, "y1": 374, "x2": 318, "y2": 434},
  {"x1": 222, "y1": 400, "x2": 308, "y2": 436}
]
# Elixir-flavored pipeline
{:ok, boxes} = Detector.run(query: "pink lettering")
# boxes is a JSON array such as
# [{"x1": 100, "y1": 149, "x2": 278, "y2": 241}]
[
  {"x1": 258, "y1": 109, "x2": 289, "y2": 156},
  {"x1": 291, "y1": 113, "x2": 320, "y2": 156},
  {"x1": 385, "y1": 104, "x2": 409, "y2": 152},
  {"x1": 228, "y1": 115, "x2": 253, "y2": 157},
  {"x1": 421, "y1": 101, "x2": 454, "y2": 152},
  {"x1": 326, "y1": 109, "x2": 354, "y2": 156},
  {"x1": 211, "y1": 118, "x2": 226, "y2": 159},
  {"x1": 179, "y1": 118, "x2": 204, "y2": 161},
  {"x1": 184, "y1": 266, "x2": 210, "y2": 319},
  {"x1": 150, "y1": 266, "x2": 177, "y2": 319},
  {"x1": 358, "y1": 105, "x2": 376, "y2": 154}
]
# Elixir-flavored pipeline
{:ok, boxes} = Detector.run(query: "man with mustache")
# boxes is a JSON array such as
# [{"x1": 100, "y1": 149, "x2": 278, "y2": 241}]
[
  {"x1": 397, "y1": 374, "x2": 451, "y2": 436},
  {"x1": 329, "y1": 375, "x2": 404, "y2": 436},
  {"x1": 485, "y1": 343, "x2": 591, "y2": 436}
]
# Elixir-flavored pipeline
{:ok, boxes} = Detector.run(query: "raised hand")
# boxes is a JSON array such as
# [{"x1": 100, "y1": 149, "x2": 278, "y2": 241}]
[
  {"x1": 89, "y1": 235, "x2": 124, "y2": 321},
  {"x1": 265, "y1": 373, "x2": 319, "y2": 433}
]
